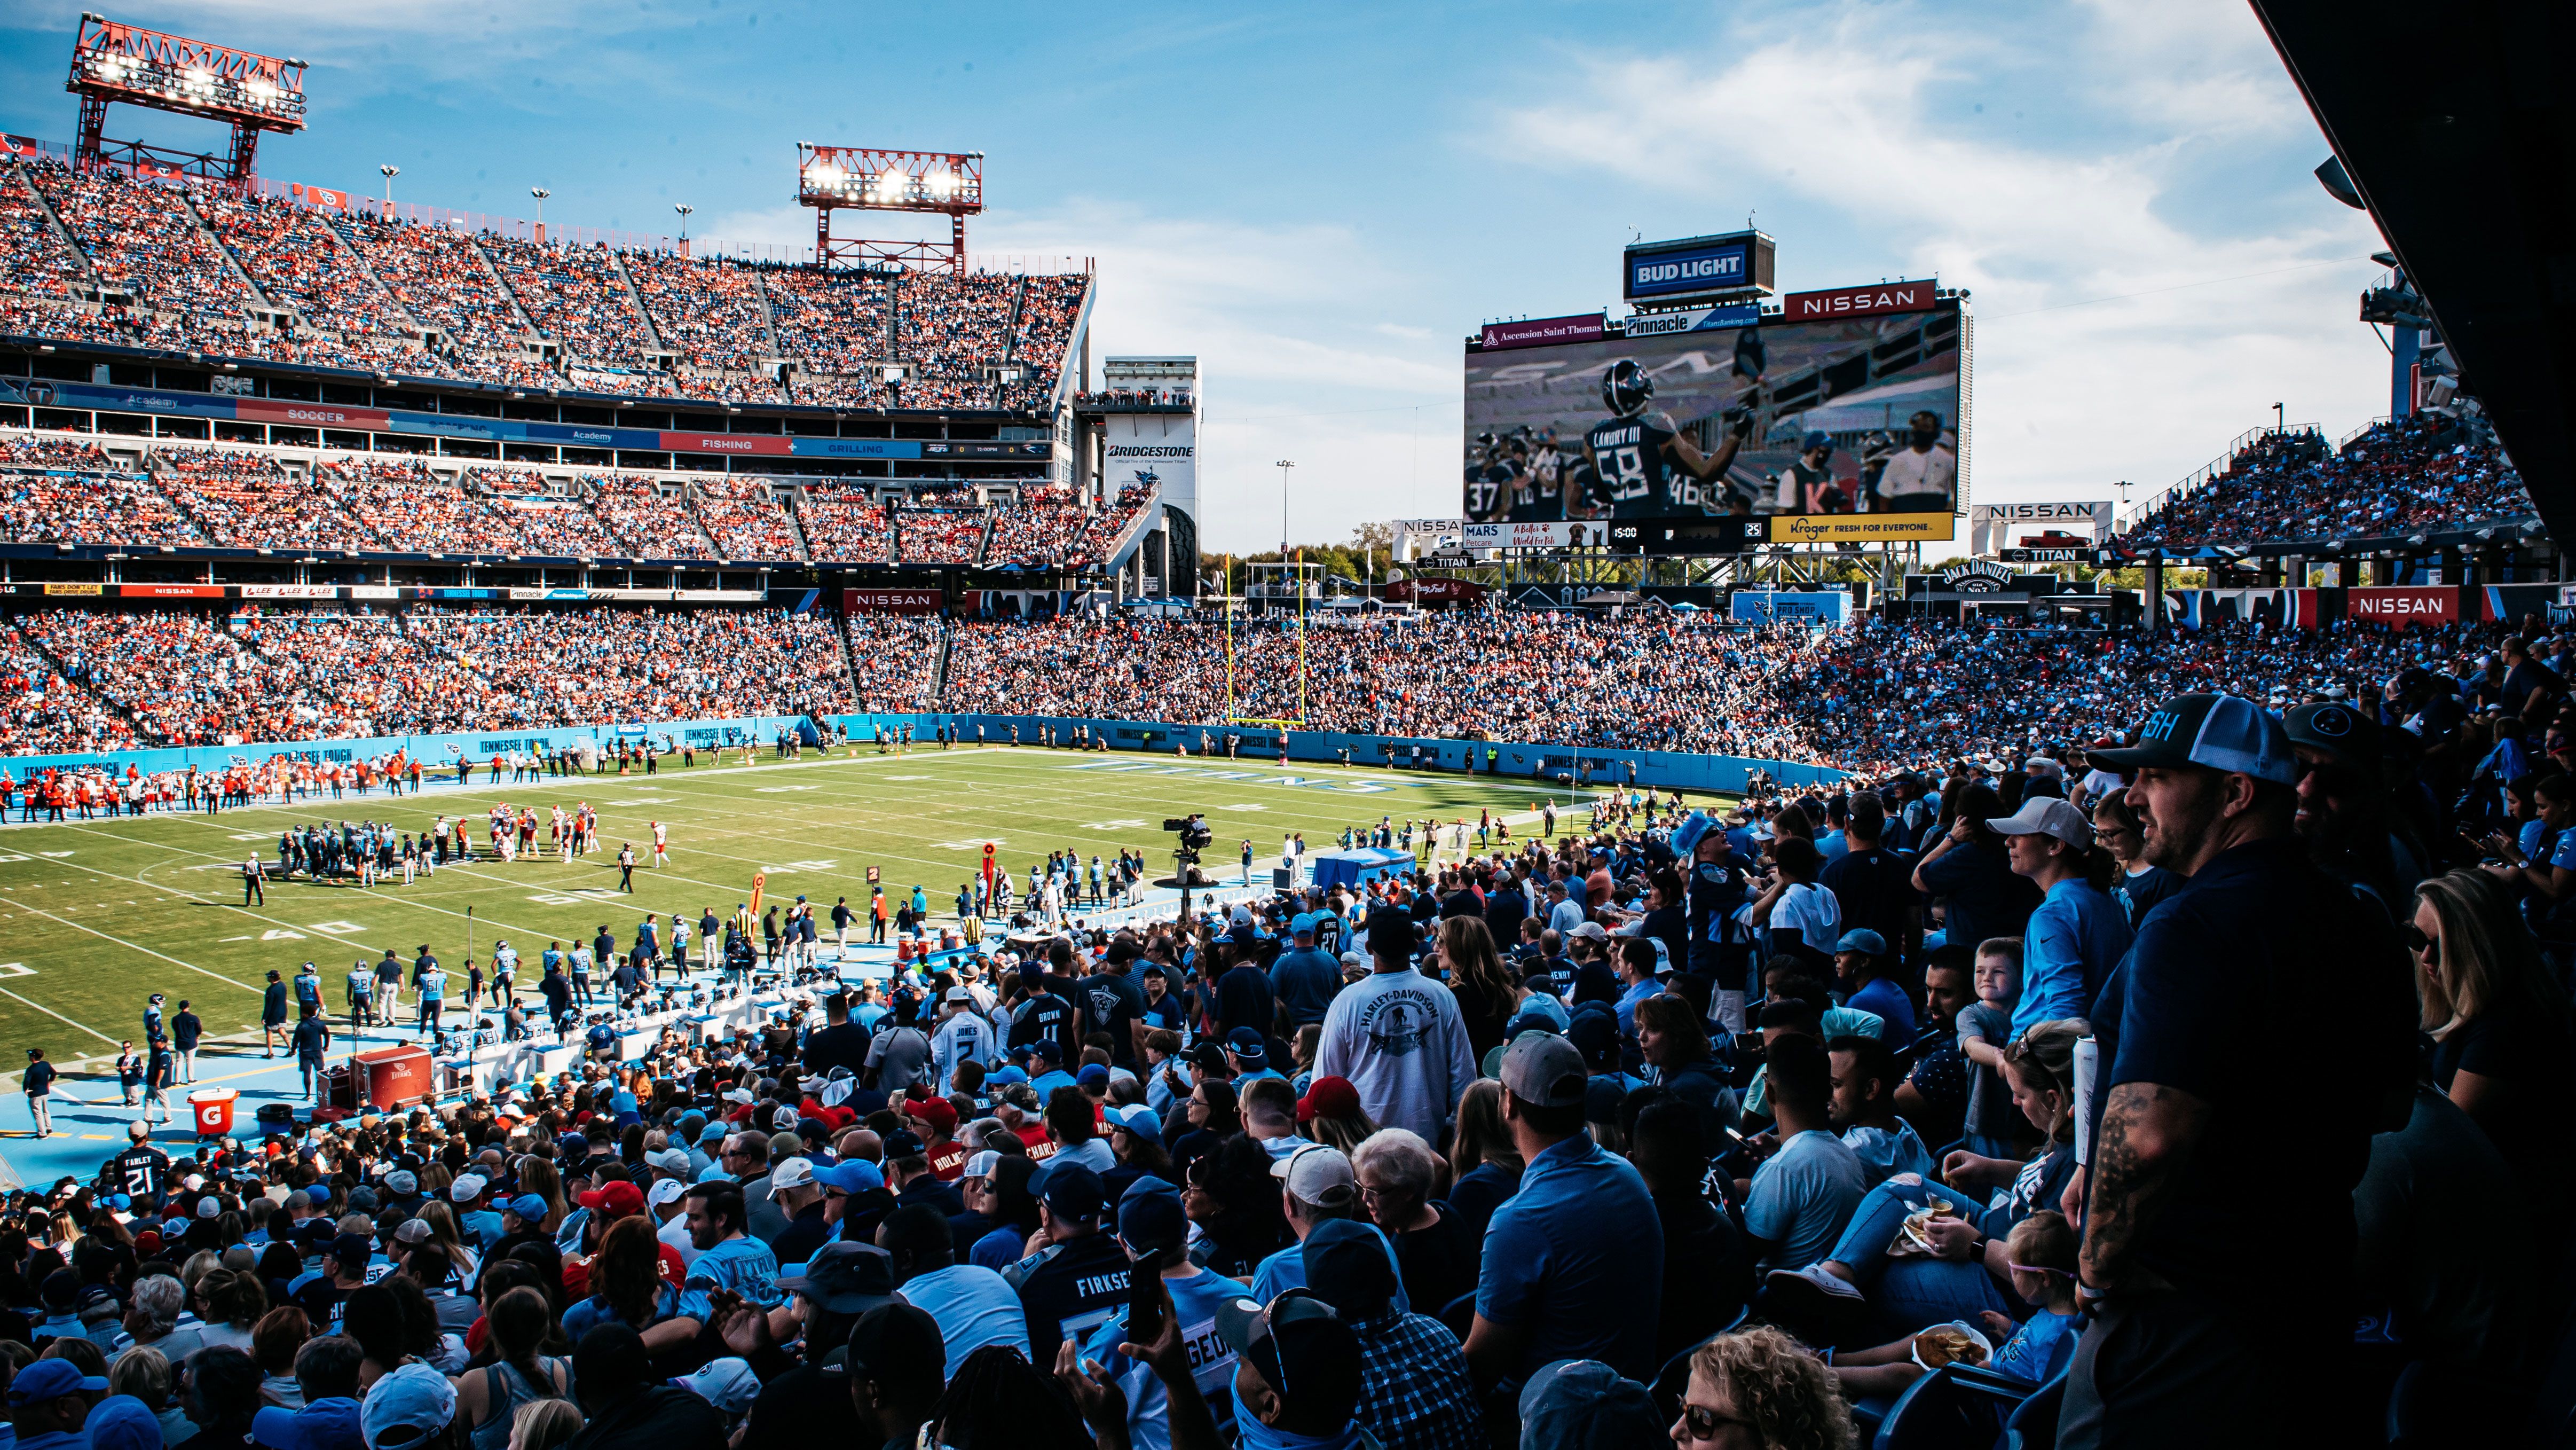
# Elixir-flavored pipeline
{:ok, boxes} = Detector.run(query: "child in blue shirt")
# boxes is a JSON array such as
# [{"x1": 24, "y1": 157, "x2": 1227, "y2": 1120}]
[{"x1": 1824, "y1": 1210, "x2": 2082, "y2": 1400}]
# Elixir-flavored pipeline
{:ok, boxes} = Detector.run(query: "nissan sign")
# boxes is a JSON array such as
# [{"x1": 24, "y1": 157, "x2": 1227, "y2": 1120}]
[{"x1": 1781, "y1": 279, "x2": 1939, "y2": 321}]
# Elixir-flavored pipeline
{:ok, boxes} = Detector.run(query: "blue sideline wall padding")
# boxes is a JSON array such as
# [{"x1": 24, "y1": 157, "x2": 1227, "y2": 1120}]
[{"x1": 4, "y1": 712, "x2": 1845, "y2": 796}]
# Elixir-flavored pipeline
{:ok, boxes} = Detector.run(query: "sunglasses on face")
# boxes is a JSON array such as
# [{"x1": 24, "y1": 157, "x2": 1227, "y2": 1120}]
[
  {"x1": 2401, "y1": 923, "x2": 2440, "y2": 967},
  {"x1": 1679, "y1": 1402, "x2": 1756, "y2": 1441}
]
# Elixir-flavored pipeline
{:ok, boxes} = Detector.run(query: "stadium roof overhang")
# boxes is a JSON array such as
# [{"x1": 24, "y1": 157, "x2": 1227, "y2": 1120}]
[{"x1": 2251, "y1": 1, "x2": 2576, "y2": 544}]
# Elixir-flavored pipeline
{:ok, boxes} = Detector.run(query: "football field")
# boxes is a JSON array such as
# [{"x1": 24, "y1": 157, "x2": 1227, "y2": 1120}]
[{"x1": 0, "y1": 743, "x2": 1681, "y2": 1094}]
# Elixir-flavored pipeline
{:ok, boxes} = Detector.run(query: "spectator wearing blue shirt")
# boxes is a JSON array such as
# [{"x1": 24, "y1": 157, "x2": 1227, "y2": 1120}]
[
  {"x1": 1734, "y1": 1035, "x2": 1869, "y2": 1277},
  {"x1": 1247, "y1": 1145, "x2": 1411, "y2": 1312},
  {"x1": 1831, "y1": 930, "x2": 1916, "y2": 1041},
  {"x1": 1464, "y1": 1033, "x2": 1664, "y2": 1385},
  {"x1": 681, "y1": 1183, "x2": 781, "y2": 1307},
  {"x1": 1987, "y1": 797, "x2": 2132, "y2": 1037},
  {"x1": 1270, "y1": 919, "x2": 1344, "y2": 1027}
]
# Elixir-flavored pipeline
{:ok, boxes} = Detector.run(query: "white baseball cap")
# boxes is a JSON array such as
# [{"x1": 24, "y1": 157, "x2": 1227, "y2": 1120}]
[{"x1": 770, "y1": 1156, "x2": 816, "y2": 1191}]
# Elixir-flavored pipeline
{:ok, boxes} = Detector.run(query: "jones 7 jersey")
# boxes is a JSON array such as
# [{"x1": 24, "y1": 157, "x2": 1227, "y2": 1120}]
[{"x1": 1586, "y1": 410, "x2": 1706, "y2": 517}]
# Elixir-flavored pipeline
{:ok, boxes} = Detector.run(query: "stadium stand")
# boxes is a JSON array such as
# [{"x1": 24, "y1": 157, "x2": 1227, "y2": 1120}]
[
  {"x1": 894, "y1": 503, "x2": 990, "y2": 565},
  {"x1": 0, "y1": 620, "x2": 134, "y2": 754},
  {"x1": 762, "y1": 264, "x2": 891, "y2": 405},
  {"x1": 152, "y1": 445, "x2": 384, "y2": 553},
  {"x1": 0, "y1": 434, "x2": 203, "y2": 547},
  {"x1": 793, "y1": 485, "x2": 894, "y2": 564},
  {"x1": 844, "y1": 614, "x2": 945, "y2": 711},
  {"x1": 689, "y1": 476, "x2": 806, "y2": 560},
  {"x1": 400, "y1": 603, "x2": 854, "y2": 724},
  {"x1": 588, "y1": 472, "x2": 721, "y2": 559},
  {"x1": 322, "y1": 454, "x2": 485, "y2": 554},
  {"x1": 2123, "y1": 410, "x2": 2527, "y2": 547},
  {"x1": 620, "y1": 249, "x2": 786, "y2": 404},
  {"x1": 193, "y1": 189, "x2": 425, "y2": 371},
  {"x1": 27, "y1": 157, "x2": 250, "y2": 324},
  {"x1": 332, "y1": 210, "x2": 557, "y2": 387},
  {"x1": 0, "y1": 158, "x2": 92, "y2": 300},
  {"x1": 472, "y1": 465, "x2": 627, "y2": 558}
]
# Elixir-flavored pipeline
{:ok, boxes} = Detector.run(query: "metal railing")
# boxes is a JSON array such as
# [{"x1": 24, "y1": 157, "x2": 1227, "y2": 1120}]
[{"x1": 2116, "y1": 421, "x2": 2320, "y2": 531}]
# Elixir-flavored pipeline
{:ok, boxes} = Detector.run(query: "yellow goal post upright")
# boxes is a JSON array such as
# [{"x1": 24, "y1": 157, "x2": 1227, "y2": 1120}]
[{"x1": 1231, "y1": 559, "x2": 1326, "y2": 729}]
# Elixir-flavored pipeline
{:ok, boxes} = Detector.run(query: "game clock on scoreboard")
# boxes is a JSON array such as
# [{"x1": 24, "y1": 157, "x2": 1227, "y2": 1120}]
[{"x1": 1612, "y1": 517, "x2": 1767, "y2": 555}]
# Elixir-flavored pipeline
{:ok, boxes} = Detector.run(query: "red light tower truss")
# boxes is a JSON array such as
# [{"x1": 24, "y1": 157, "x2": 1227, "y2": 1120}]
[
  {"x1": 797, "y1": 144, "x2": 982, "y2": 271},
  {"x1": 66, "y1": 12, "x2": 306, "y2": 189}
]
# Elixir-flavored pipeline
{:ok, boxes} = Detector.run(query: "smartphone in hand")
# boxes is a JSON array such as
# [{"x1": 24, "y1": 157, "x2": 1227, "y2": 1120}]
[{"x1": 1126, "y1": 1260, "x2": 1166, "y2": 1344}]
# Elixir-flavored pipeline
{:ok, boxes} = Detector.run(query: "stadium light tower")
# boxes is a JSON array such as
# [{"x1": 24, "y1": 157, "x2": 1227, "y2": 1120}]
[
  {"x1": 530, "y1": 186, "x2": 551, "y2": 242},
  {"x1": 378, "y1": 163, "x2": 397, "y2": 211},
  {"x1": 673, "y1": 202, "x2": 693, "y2": 239},
  {"x1": 65, "y1": 12, "x2": 306, "y2": 191},
  {"x1": 797, "y1": 143, "x2": 983, "y2": 271}
]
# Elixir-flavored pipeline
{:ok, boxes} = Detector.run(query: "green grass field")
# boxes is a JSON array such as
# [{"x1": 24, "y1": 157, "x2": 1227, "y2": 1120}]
[{"x1": 0, "y1": 745, "x2": 1685, "y2": 1082}]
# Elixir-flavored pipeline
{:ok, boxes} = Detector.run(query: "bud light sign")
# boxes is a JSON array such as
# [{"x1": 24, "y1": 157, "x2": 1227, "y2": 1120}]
[{"x1": 1624, "y1": 232, "x2": 1773, "y2": 303}]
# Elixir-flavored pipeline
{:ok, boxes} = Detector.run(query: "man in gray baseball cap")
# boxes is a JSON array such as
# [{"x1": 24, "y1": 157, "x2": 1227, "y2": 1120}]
[{"x1": 2058, "y1": 693, "x2": 2417, "y2": 1449}]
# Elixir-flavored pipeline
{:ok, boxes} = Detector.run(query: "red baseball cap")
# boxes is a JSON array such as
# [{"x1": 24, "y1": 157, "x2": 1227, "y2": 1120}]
[
  {"x1": 1297, "y1": 1076, "x2": 1360, "y2": 1126},
  {"x1": 905, "y1": 1096, "x2": 958, "y2": 1134},
  {"x1": 575, "y1": 1180, "x2": 644, "y2": 1218}
]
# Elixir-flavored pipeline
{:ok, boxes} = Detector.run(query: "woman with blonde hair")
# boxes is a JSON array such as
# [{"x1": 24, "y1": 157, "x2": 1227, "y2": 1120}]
[
  {"x1": 416, "y1": 1202, "x2": 481, "y2": 1283},
  {"x1": 2415, "y1": 867, "x2": 2574, "y2": 1205},
  {"x1": 507, "y1": 1398, "x2": 582, "y2": 1450},
  {"x1": 1670, "y1": 1325, "x2": 1852, "y2": 1450}
]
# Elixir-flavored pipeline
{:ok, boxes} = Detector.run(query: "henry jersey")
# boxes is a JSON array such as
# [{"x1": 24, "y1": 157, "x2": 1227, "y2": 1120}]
[{"x1": 1587, "y1": 409, "x2": 1710, "y2": 517}]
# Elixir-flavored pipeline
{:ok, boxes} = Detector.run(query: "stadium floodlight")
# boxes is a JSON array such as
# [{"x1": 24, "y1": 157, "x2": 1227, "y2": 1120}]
[
  {"x1": 797, "y1": 143, "x2": 983, "y2": 272},
  {"x1": 66, "y1": 13, "x2": 305, "y2": 189},
  {"x1": 674, "y1": 202, "x2": 694, "y2": 239}
]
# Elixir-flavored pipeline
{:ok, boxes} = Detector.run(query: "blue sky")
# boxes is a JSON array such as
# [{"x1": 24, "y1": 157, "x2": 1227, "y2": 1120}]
[{"x1": 0, "y1": 0, "x2": 2391, "y2": 555}]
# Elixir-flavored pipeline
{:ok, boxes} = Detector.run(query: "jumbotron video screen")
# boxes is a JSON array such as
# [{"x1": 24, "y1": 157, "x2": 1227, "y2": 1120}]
[{"x1": 1462, "y1": 302, "x2": 1964, "y2": 538}]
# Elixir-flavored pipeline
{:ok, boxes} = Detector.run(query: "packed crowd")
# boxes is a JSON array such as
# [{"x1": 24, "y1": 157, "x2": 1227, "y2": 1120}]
[
  {"x1": 687, "y1": 480, "x2": 805, "y2": 562},
  {"x1": 0, "y1": 603, "x2": 859, "y2": 743},
  {"x1": 0, "y1": 621, "x2": 133, "y2": 754},
  {"x1": 153, "y1": 449, "x2": 383, "y2": 555},
  {"x1": 844, "y1": 616, "x2": 946, "y2": 712},
  {"x1": 622, "y1": 252, "x2": 775, "y2": 377},
  {"x1": 1, "y1": 160, "x2": 92, "y2": 299},
  {"x1": 0, "y1": 435, "x2": 207, "y2": 549},
  {"x1": 474, "y1": 471, "x2": 627, "y2": 560},
  {"x1": 2124, "y1": 412, "x2": 2528, "y2": 548},
  {"x1": 983, "y1": 484, "x2": 1148, "y2": 570},
  {"x1": 10, "y1": 638, "x2": 2533, "y2": 1450},
  {"x1": 194, "y1": 192, "x2": 424, "y2": 373},
  {"x1": 587, "y1": 476, "x2": 720, "y2": 561},
  {"x1": 893, "y1": 506, "x2": 989, "y2": 566},
  {"x1": 1, "y1": 169, "x2": 1090, "y2": 414},
  {"x1": 792, "y1": 490, "x2": 894, "y2": 566},
  {"x1": 29, "y1": 160, "x2": 253, "y2": 324}
]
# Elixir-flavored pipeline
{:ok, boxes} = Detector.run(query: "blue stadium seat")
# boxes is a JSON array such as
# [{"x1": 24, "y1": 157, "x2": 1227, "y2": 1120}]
[
  {"x1": 1650, "y1": 1308, "x2": 1756, "y2": 1423},
  {"x1": 1872, "y1": 1363, "x2": 2034, "y2": 1450},
  {"x1": 2001, "y1": 1370, "x2": 2066, "y2": 1450}
]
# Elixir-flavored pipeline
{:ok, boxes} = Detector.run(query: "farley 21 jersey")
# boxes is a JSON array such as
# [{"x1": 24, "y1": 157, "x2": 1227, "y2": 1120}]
[{"x1": 1586, "y1": 409, "x2": 1708, "y2": 517}]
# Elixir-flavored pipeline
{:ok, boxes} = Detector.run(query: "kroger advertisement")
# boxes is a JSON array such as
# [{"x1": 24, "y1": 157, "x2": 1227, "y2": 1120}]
[{"x1": 1463, "y1": 297, "x2": 1964, "y2": 543}]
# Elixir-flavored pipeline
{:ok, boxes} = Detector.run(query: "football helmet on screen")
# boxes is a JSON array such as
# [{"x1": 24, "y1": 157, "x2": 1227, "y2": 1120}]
[{"x1": 1601, "y1": 359, "x2": 1655, "y2": 418}]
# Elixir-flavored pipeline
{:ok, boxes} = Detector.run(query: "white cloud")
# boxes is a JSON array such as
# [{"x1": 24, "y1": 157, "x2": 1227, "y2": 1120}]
[{"x1": 1487, "y1": 0, "x2": 2388, "y2": 557}]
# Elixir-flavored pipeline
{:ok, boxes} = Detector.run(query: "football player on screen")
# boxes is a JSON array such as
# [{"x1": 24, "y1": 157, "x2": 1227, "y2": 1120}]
[
  {"x1": 1510, "y1": 429, "x2": 1567, "y2": 522},
  {"x1": 1582, "y1": 358, "x2": 1753, "y2": 518},
  {"x1": 1463, "y1": 433, "x2": 1518, "y2": 522}
]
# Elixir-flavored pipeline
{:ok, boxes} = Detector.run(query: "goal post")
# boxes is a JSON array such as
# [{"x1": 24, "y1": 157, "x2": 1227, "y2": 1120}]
[{"x1": 1231, "y1": 560, "x2": 1326, "y2": 727}]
